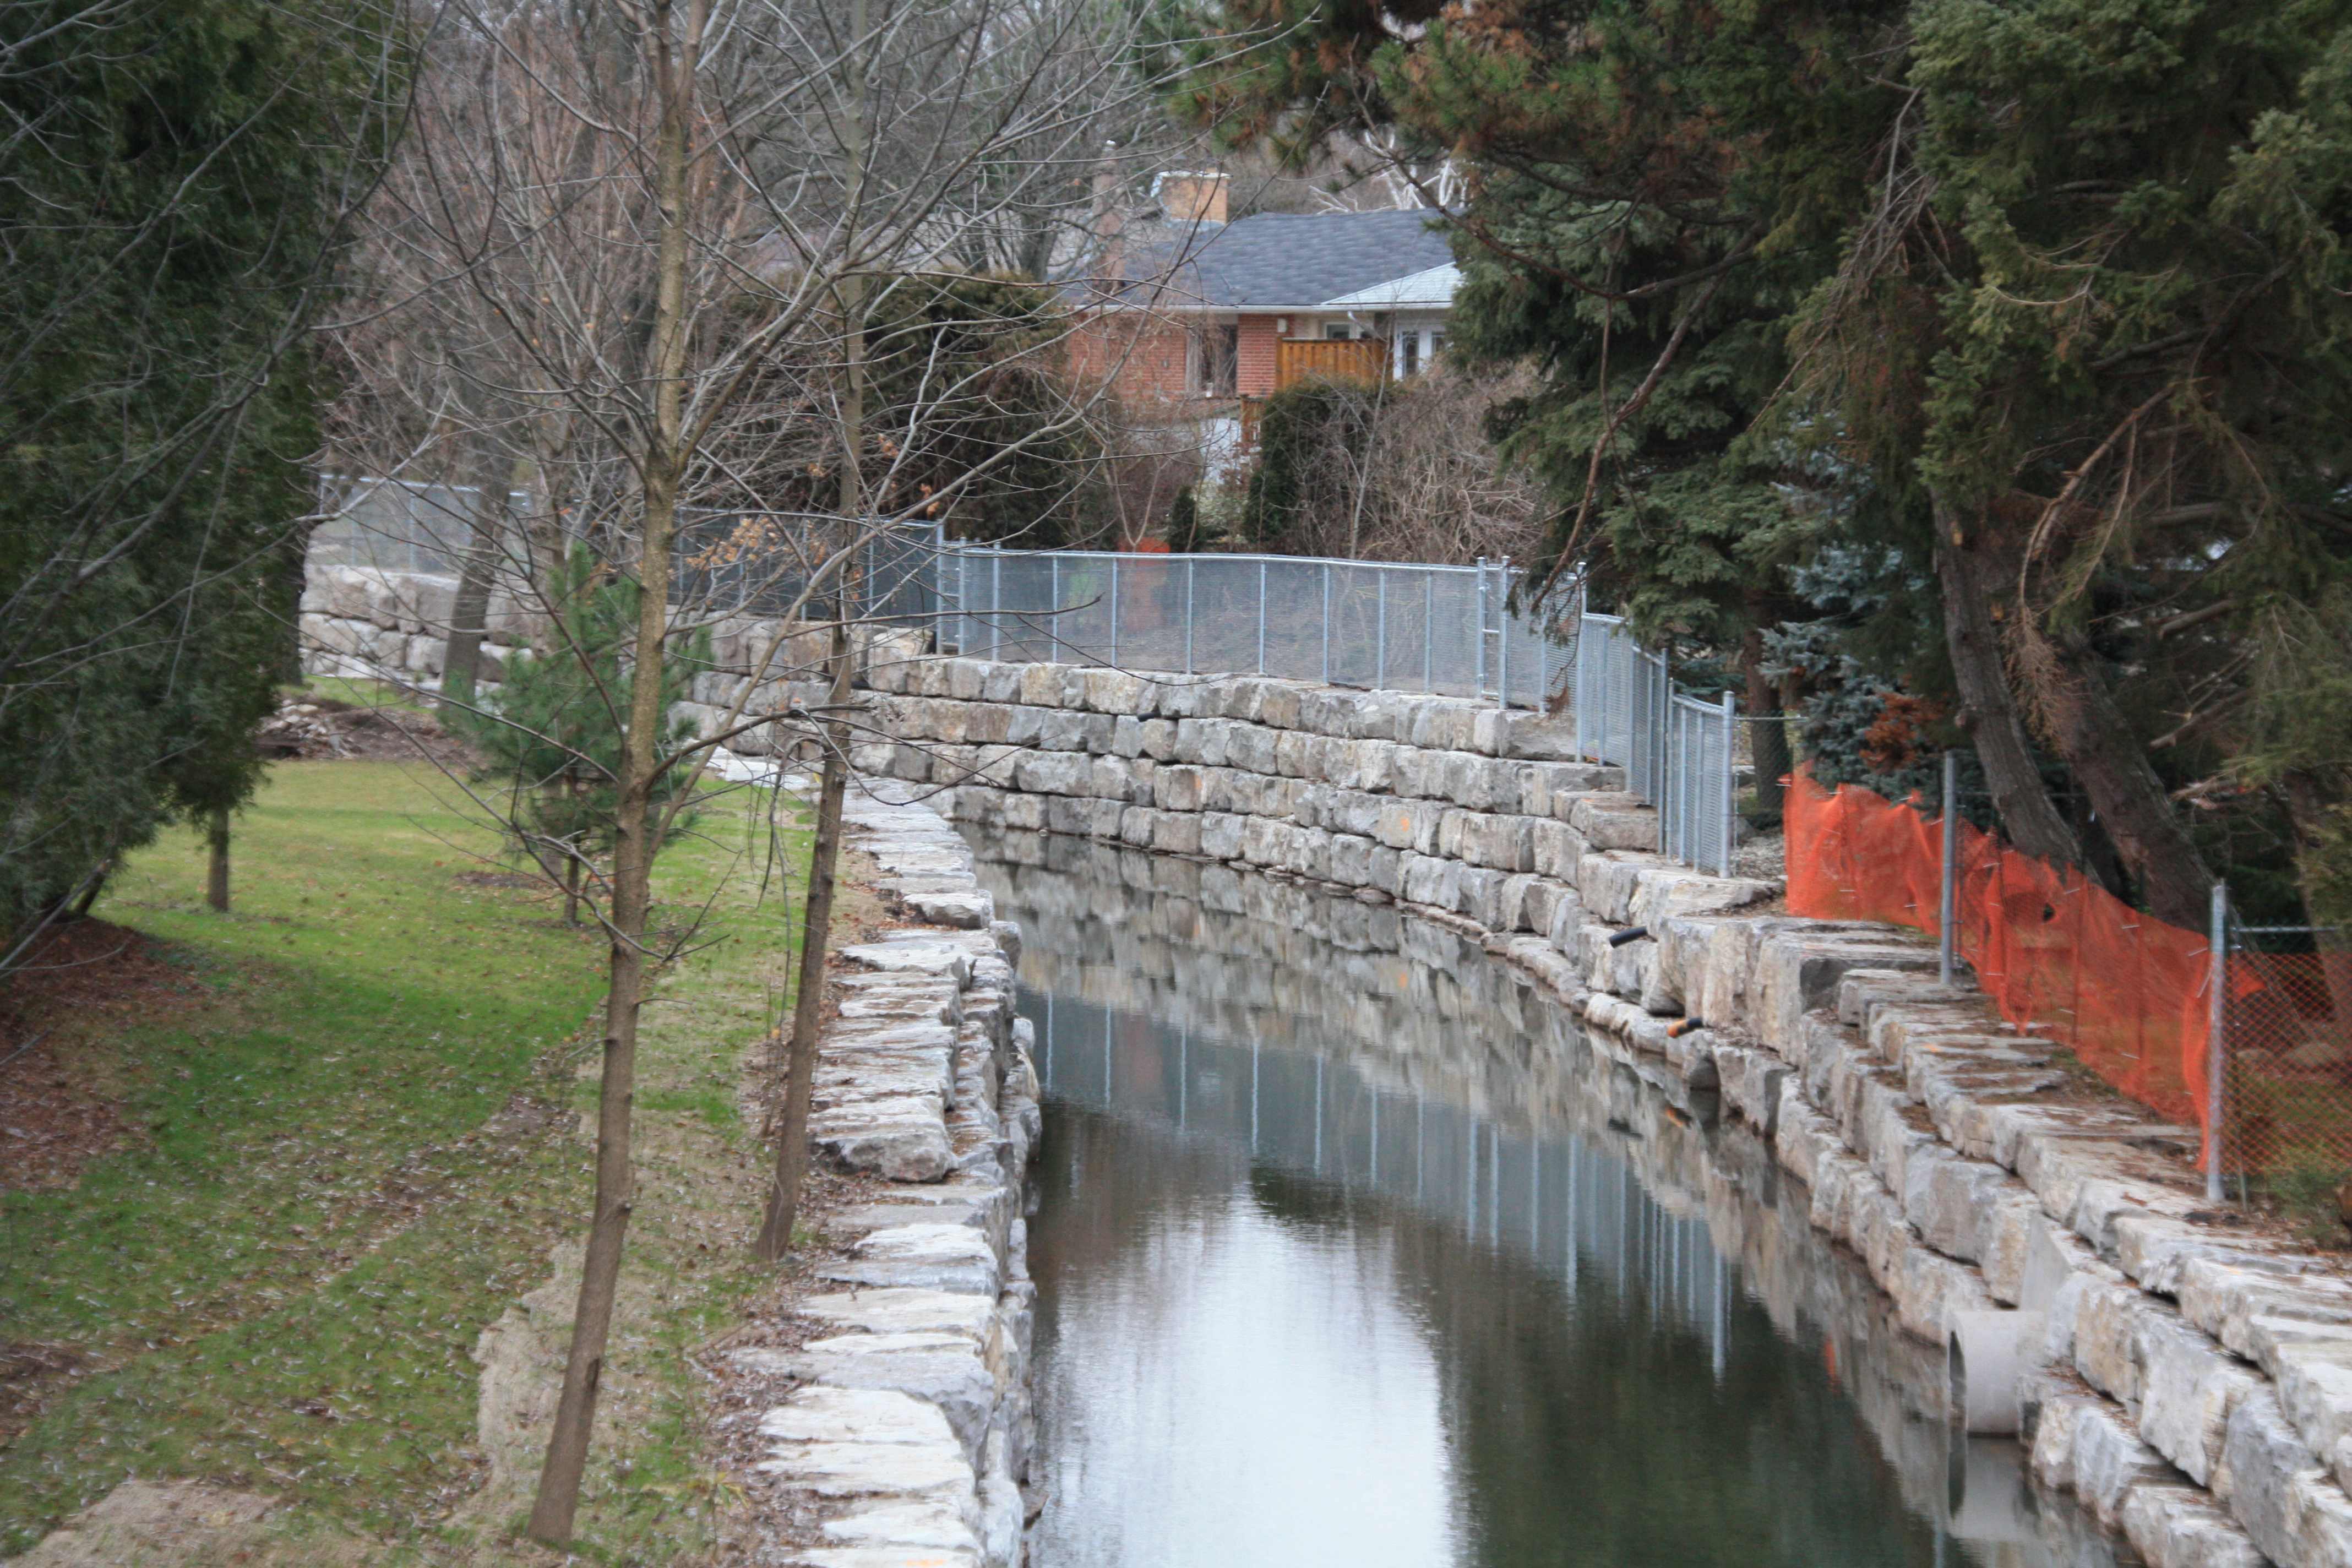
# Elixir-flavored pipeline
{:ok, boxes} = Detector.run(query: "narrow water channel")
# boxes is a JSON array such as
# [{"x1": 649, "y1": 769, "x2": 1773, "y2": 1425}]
[{"x1": 967, "y1": 832, "x2": 2133, "y2": 1568}]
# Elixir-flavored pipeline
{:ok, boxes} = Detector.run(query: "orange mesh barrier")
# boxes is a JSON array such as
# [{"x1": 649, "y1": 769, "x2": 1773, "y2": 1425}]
[
  {"x1": 2223, "y1": 952, "x2": 2352, "y2": 1175},
  {"x1": 1786, "y1": 771, "x2": 2214, "y2": 1137}
]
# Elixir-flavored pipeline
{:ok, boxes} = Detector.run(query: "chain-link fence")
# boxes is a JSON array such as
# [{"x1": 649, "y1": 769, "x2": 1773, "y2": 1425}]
[
  {"x1": 1571, "y1": 611, "x2": 1739, "y2": 875},
  {"x1": 309, "y1": 477, "x2": 522, "y2": 574},
  {"x1": 935, "y1": 545, "x2": 1576, "y2": 709},
  {"x1": 2219, "y1": 918, "x2": 2352, "y2": 1188},
  {"x1": 313, "y1": 480, "x2": 935, "y2": 622}
]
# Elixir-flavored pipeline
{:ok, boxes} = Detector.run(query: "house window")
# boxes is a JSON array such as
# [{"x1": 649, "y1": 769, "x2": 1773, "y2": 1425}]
[
  {"x1": 1325, "y1": 322, "x2": 1353, "y2": 341},
  {"x1": 1192, "y1": 323, "x2": 1238, "y2": 396},
  {"x1": 1401, "y1": 333, "x2": 1420, "y2": 377},
  {"x1": 1428, "y1": 331, "x2": 1446, "y2": 364}
]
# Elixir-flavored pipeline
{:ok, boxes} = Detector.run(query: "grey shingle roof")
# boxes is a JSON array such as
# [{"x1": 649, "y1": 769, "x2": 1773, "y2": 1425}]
[{"x1": 1109, "y1": 209, "x2": 1456, "y2": 311}]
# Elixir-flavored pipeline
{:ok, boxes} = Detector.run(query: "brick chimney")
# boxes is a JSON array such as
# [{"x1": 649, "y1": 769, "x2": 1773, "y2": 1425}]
[{"x1": 1152, "y1": 170, "x2": 1228, "y2": 226}]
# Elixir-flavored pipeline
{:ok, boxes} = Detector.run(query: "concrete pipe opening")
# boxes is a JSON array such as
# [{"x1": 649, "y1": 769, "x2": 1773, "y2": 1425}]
[{"x1": 1947, "y1": 1310, "x2": 2045, "y2": 1436}]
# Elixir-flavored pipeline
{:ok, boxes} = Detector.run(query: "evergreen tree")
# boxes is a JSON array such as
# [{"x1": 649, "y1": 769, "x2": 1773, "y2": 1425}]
[
  {"x1": 0, "y1": 0, "x2": 398, "y2": 960},
  {"x1": 452, "y1": 549, "x2": 709, "y2": 926}
]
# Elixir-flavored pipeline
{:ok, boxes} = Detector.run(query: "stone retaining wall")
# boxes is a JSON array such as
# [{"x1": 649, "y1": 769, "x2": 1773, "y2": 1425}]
[
  {"x1": 979, "y1": 833, "x2": 2128, "y2": 1561},
  {"x1": 733, "y1": 781, "x2": 1041, "y2": 1568},
  {"x1": 854, "y1": 654, "x2": 2352, "y2": 1568}
]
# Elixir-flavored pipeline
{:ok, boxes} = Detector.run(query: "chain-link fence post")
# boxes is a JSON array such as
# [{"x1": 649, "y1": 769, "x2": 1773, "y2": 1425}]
[
  {"x1": 1495, "y1": 557, "x2": 1511, "y2": 707},
  {"x1": 1474, "y1": 558, "x2": 1489, "y2": 700},
  {"x1": 1720, "y1": 692, "x2": 1738, "y2": 875},
  {"x1": 1940, "y1": 751, "x2": 1960, "y2": 986},
  {"x1": 932, "y1": 522, "x2": 949, "y2": 653},
  {"x1": 1422, "y1": 573, "x2": 1434, "y2": 692},
  {"x1": 1050, "y1": 554, "x2": 1060, "y2": 660},
  {"x1": 1375, "y1": 570, "x2": 1387, "y2": 689},
  {"x1": 1321, "y1": 562, "x2": 1332, "y2": 684},
  {"x1": 2207, "y1": 880, "x2": 2230, "y2": 1204},
  {"x1": 988, "y1": 543, "x2": 1003, "y2": 661},
  {"x1": 1109, "y1": 554, "x2": 1120, "y2": 669},
  {"x1": 1184, "y1": 556, "x2": 1195, "y2": 676},
  {"x1": 1257, "y1": 559, "x2": 1267, "y2": 674}
]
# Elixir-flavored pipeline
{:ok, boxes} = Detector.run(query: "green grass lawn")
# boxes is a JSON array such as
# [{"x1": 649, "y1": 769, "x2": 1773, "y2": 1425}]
[{"x1": 0, "y1": 760, "x2": 808, "y2": 1562}]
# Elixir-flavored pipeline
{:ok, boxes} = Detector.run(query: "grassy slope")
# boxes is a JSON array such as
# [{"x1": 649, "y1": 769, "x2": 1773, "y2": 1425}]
[{"x1": 0, "y1": 760, "x2": 807, "y2": 1562}]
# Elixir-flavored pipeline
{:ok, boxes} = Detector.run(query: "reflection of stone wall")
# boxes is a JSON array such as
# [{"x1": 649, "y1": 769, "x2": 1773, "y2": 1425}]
[
  {"x1": 851, "y1": 654, "x2": 2350, "y2": 1568},
  {"x1": 984, "y1": 839, "x2": 2124, "y2": 1565}
]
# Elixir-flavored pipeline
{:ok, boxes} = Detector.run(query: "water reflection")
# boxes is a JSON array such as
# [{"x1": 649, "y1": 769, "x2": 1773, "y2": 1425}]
[{"x1": 976, "y1": 835, "x2": 2131, "y2": 1568}]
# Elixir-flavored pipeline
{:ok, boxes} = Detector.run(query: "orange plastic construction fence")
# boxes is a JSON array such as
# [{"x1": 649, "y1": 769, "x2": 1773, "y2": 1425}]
[{"x1": 1786, "y1": 771, "x2": 2214, "y2": 1136}]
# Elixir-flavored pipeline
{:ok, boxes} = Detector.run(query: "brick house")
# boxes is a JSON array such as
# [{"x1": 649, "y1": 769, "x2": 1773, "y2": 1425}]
[{"x1": 1066, "y1": 173, "x2": 1461, "y2": 468}]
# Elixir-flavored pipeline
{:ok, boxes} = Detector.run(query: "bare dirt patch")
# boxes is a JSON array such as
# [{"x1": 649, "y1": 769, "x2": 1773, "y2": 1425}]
[
  {"x1": 0, "y1": 919, "x2": 201, "y2": 1195},
  {"x1": 258, "y1": 698, "x2": 478, "y2": 770}
]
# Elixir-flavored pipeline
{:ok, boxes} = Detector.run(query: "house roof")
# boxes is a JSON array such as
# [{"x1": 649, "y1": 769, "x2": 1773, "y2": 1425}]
[
  {"x1": 1100, "y1": 208, "x2": 1457, "y2": 312},
  {"x1": 1322, "y1": 262, "x2": 1463, "y2": 311}
]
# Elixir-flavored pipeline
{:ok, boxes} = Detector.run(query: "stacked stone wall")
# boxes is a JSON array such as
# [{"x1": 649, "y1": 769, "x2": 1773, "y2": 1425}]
[{"x1": 851, "y1": 654, "x2": 2352, "y2": 1568}]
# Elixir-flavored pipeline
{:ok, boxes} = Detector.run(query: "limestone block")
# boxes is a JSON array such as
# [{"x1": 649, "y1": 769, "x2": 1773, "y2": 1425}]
[
  {"x1": 405, "y1": 635, "x2": 446, "y2": 676},
  {"x1": 1155, "y1": 765, "x2": 1207, "y2": 814},
  {"x1": 1498, "y1": 873, "x2": 1539, "y2": 933},
  {"x1": 2274, "y1": 1338, "x2": 2352, "y2": 1501},
  {"x1": 2120, "y1": 1485, "x2": 2269, "y2": 1568},
  {"x1": 1327, "y1": 738, "x2": 1396, "y2": 793},
  {"x1": 301, "y1": 612, "x2": 366, "y2": 658},
  {"x1": 1140, "y1": 717, "x2": 1178, "y2": 761},
  {"x1": 1118, "y1": 807, "x2": 1156, "y2": 847},
  {"x1": 1082, "y1": 667, "x2": 1148, "y2": 715},
  {"x1": 1087, "y1": 756, "x2": 1143, "y2": 803},
  {"x1": 1629, "y1": 873, "x2": 1779, "y2": 927},
  {"x1": 1018, "y1": 663, "x2": 1063, "y2": 707},
  {"x1": 1456, "y1": 865, "x2": 1509, "y2": 929},
  {"x1": 1348, "y1": 692, "x2": 1413, "y2": 742},
  {"x1": 1576, "y1": 852, "x2": 1678, "y2": 926},
  {"x1": 1905, "y1": 1149, "x2": 2017, "y2": 1265},
  {"x1": 1173, "y1": 717, "x2": 1231, "y2": 767},
  {"x1": 1112, "y1": 715, "x2": 1145, "y2": 758},
  {"x1": 1228, "y1": 722, "x2": 1280, "y2": 775},
  {"x1": 1249, "y1": 680, "x2": 1304, "y2": 730},
  {"x1": 1000, "y1": 793, "x2": 1046, "y2": 832},
  {"x1": 1152, "y1": 678, "x2": 1215, "y2": 718},
  {"x1": 1390, "y1": 747, "x2": 1442, "y2": 801},
  {"x1": 1014, "y1": 751, "x2": 1090, "y2": 797},
  {"x1": 1717, "y1": 1047, "x2": 1788, "y2": 1137},
  {"x1": 1440, "y1": 752, "x2": 1521, "y2": 812},
  {"x1": 944, "y1": 659, "x2": 987, "y2": 701},
  {"x1": 1283, "y1": 729, "x2": 1332, "y2": 779},
  {"x1": 1526, "y1": 820, "x2": 1578, "y2": 882},
  {"x1": 1368, "y1": 798, "x2": 1445, "y2": 855},
  {"x1": 2138, "y1": 1309, "x2": 2262, "y2": 1490},
  {"x1": 962, "y1": 703, "x2": 1012, "y2": 747},
  {"x1": 1001, "y1": 706, "x2": 1046, "y2": 748},
  {"x1": 1496, "y1": 710, "x2": 1583, "y2": 763},
  {"x1": 1329, "y1": 834, "x2": 1377, "y2": 889},
  {"x1": 1406, "y1": 700, "x2": 1479, "y2": 753},
  {"x1": 1569, "y1": 794, "x2": 1660, "y2": 851},
  {"x1": 980, "y1": 662, "x2": 1026, "y2": 704},
  {"x1": 2224, "y1": 1388, "x2": 2352, "y2": 1568},
  {"x1": 1523, "y1": 878, "x2": 1576, "y2": 941},
  {"x1": 2072, "y1": 1398, "x2": 2180, "y2": 1527},
  {"x1": 1400, "y1": 853, "x2": 1460, "y2": 911}
]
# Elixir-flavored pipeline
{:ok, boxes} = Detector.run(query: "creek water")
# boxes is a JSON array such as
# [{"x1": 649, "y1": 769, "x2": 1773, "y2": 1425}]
[{"x1": 967, "y1": 832, "x2": 2132, "y2": 1568}]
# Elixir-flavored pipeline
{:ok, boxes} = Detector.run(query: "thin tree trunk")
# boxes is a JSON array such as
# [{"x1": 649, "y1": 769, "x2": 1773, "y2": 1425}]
[
  {"x1": 754, "y1": 621, "x2": 852, "y2": 1260},
  {"x1": 756, "y1": 260, "x2": 867, "y2": 1261},
  {"x1": 1932, "y1": 495, "x2": 2082, "y2": 867},
  {"x1": 205, "y1": 808, "x2": 231, "y2": 913},
  {"x1": 527, "y1": 11, "x2": 698, "y2": 1541},
  {"x1": 440, "y1": 445, "x2": 506, "y2": 704},
  {"x1": 1741, "y1": 623, "x2": 1787, "y2": 824}
]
